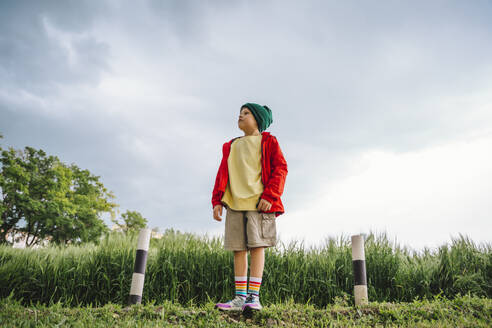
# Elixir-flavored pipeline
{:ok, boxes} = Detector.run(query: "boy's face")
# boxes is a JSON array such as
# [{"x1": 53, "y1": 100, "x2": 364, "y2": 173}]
[{"x1": 238, "y1": 107, "x2": 259, "y2": 132}]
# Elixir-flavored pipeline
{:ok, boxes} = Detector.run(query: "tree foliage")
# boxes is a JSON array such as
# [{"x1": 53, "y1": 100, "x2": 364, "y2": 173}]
[
  {"x1": 0, "y1": 144, "x2": 118, "y2": 246},
  {"x1": 111, "y1": 210, "x2": 147, "y2": 233}
]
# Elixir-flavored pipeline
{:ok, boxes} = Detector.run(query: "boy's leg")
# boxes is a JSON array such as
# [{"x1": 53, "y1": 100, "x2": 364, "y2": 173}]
[
  {"x1": 244, "y1": 210, "x2": 276, "y2": 281},
  {"x1": 234, "y1": 250, "x2": 248, "y2": 277},
  {"x1": 249, "y1": 247, "x2": 264, "y2": 278},
  {"x1": 243, "y1": 210, "x2": 277, "y2": 313},
  {"x1": 234, "y1": 250, "x2": 248, "y2": 298},
  {"x1": 215, "y1": 210, "x2": 249, "y2": 311},
  {"x1": 228, "y1": 210, "x2": 248, "y2": 297},
  {"x1": 243, "y1": 247, "x2": 264, "y2": 313},
  {"x1": 248, "y1": 247, "x2": 264, "y2": 297}
]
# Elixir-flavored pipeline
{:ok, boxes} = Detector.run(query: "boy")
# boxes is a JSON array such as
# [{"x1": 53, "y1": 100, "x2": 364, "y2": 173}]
[{"x1": 211, "y1": 102, "x2": 288, "y2": 315}]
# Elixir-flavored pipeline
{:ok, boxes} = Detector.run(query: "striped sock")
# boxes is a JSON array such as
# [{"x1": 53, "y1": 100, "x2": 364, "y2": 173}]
[
  {"x1": 248, "y1": 276, "x2": 262, "y2": 297},
  {"x1": 235, "y1": 276, "x2": 247, "y2": 298}
]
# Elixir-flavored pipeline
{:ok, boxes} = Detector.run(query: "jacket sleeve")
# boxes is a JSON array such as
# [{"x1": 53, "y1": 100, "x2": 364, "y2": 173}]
[
  {"x1": 211, "y1": 143, "x2": 226, "y2": 208},
  {"x1": 261, "y1": 137, "x2": 288, "y2": 204}
]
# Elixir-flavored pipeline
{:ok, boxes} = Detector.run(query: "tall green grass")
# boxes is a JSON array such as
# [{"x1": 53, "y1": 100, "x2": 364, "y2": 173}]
[{"x1": 0, "y1": 230, "x2": 490, "y2": 307}]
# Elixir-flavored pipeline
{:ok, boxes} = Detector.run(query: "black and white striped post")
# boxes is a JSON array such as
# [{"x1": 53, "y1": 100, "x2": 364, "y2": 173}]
[
  {"x1": 351, "y1": 234, "x2": 368, "y2": 306},
  {"x1": 128, "y1": 228, "x2": 151, "y2": 305}
]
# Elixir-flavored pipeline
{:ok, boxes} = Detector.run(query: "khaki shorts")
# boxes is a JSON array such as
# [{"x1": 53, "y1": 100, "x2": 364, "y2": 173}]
[{"x1": 224, "y1": 208, "x2": 277, "y2": 251}]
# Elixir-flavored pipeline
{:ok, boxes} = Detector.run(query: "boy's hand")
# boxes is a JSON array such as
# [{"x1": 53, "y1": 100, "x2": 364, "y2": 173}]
[
  {"x1": 213, "y1": 205, "x2": 223, "y2": 221},
  {"x1": 257, "y1": 199, "x2": 272, "y2": 212}
]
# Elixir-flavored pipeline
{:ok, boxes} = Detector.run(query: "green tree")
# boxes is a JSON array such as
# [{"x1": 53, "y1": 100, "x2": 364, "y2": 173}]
[
  {"x1": 111, "y1": 210, "x2": 147, "y2": 233},
  {"x1": 0, "y1": 144, "x2": 118, "y2": 246}
]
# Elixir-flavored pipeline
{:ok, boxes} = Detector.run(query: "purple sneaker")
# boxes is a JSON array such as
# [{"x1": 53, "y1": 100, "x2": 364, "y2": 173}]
[
  {"x1": 242, "y1": 294, "x2": 262, "y2": 316},
  {"x1": 215, "y1": 295, "x2": 246, "y2": 311}
]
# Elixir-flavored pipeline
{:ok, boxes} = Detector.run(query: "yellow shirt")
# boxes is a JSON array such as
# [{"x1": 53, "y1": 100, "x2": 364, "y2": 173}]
[{"x1": 221, "y1": 135, "x2": 264, "y2": 210}]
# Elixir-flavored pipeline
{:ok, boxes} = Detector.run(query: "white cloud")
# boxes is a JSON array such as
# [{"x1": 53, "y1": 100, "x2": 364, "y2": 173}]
[{"x1": 279, "y1": 132, "x2": 492, "y2": 250}]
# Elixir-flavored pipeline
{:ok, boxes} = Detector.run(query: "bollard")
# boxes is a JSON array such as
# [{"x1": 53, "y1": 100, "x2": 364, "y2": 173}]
[
  {"x1": 128, "y1": 228, "x2": 151, "y2": 305},
  {"x1": 351, "y1": 234, "x2": 368, "y2": 306}
]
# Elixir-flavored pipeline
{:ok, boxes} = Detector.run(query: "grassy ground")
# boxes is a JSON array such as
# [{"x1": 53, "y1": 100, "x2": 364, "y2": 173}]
[
  {"x1": 1, "y1": 231, "x2": 491, "y2": 307},
  {"x1": 1, "y1": 294, "x2": 490, "y2": 327}
]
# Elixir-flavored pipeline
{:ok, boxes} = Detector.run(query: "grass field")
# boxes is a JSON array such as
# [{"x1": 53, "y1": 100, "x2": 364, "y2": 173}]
[
  {"x1": 0, "y1": 230, "x2": 492, "y2": 307},
  {"x1": 1, "y1": 230, "x2": 490, "y2": 308},
  {"x1": 0, "y1": 230, "x2": 491, "y2": 326},
  {"x1": 1, "y1": 293, "x2": 490, "y2": 327}
]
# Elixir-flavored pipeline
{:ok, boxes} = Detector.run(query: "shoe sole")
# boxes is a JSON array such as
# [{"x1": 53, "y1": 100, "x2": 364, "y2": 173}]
[
  {"x1": 242, "y1": 305, "x2": 262, "y2": 317},
  {"x1": 215, "y1": 305, "x2": 242, "y2": 312}
]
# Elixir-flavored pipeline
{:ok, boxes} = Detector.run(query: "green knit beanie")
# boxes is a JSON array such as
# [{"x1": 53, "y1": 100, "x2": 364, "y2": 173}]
[{"x1": 240, "y1": 103, "x2": 273, "y2": 132}]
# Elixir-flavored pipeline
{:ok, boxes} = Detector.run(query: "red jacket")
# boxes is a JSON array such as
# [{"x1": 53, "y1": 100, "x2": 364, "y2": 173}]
[{"x1": 212, "y1": 132, "x2": 288, "y2": 217}]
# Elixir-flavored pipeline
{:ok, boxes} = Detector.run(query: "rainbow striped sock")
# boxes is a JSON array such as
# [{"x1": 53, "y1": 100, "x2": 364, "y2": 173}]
[
  {"x1": 248, "y1": 276, "x2": 262, "y2": 297},
  {"x1": 235, "y1": 276, "x2": 247, "y2": 298}
]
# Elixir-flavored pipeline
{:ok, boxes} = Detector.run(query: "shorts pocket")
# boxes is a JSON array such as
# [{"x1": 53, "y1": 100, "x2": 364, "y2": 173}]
[{"x1": 261, "y1": 213, "x2": 276, "y2": 239}]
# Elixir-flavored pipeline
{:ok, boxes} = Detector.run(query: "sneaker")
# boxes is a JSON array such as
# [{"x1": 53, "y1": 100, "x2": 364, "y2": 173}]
[
  {"x1": 215, "y1": 295, "x2": 246, "y2": 311},
  {"x1": 242, "y1": 294, "x2": 262, "y2": 315}
]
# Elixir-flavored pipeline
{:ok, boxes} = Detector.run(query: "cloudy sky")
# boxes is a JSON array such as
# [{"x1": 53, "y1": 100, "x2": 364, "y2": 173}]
[{"x1": 1, "y1": 0, "x2": 491, "y2": 251}]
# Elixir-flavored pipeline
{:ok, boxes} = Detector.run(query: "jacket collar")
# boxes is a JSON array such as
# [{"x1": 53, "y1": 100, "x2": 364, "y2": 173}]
[{"x1": 230, "y1": 131, "x2": 270, "y2": 144}]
